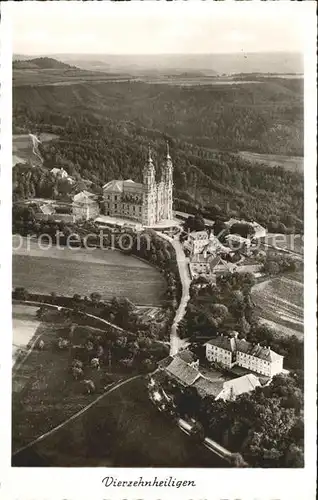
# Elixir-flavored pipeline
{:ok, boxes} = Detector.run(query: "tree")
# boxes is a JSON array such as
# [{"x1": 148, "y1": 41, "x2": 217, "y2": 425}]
[
  {"x1": 284, "y1": 444, "x2": 304, "y2": 467},
  {"x1": 72, "y1": 359, "x2": 83, "y2": 370},
  {"x1": 72, "y1": 366, "x2": 83, "y2": 380},
  {"x1": 96, "y1": 345, "x2": 104, "y2": 358},
  {"x1": 90, "y1": 357, "x2": 100, "y2": 370},
  {"x1": 14, "y1": 287, "x2": 29, "y2": 301},
  {"x1": 141, "y1": 358, "x2": 154, "y2": 373},
  {"x1": 83, "y1": 379, "x2": 95, "y2": 394},
  {"x1": 37, "y1": 339, "x2": 44, "y2": 350},
  {"x1": 90, "y1": 292, "x2": 102, "y2": 303},
  {"x1": 190, "y1": 421, "x2": 205, "y2": 444},
  {"x1": 229, "y1": 452, "x2": 248, "y2": 468}
]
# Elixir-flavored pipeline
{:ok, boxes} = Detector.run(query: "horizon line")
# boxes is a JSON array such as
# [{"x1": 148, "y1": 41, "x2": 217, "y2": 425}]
[{"x1": 13, "y1": 50, "x2": 303, "y2": 57}]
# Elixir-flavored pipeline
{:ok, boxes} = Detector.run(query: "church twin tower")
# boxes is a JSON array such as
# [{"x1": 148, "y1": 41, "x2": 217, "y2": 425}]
[{"x1": 142, "y1": 143, "x2": 173, "y2": 226}]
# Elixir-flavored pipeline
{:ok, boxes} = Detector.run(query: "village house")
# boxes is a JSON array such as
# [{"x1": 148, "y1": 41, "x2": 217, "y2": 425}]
[
  {"x1": 50, "y1": 167, "x2": 74, "y2": 183},
  {"x1": 184, "y1": 230, "x2": 212, "y2": 255},
  {"x1": 72, "y1": 191, "x2": 100, "y2": 221}
]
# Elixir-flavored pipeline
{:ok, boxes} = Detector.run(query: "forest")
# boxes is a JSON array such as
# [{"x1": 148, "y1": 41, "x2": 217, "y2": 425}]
[
  {"x1": 13, "y1": 77, "x2": 303, "y2": 232},
  {"x1": 13, "y1": 79, "x2": 303, "y2": 232}
]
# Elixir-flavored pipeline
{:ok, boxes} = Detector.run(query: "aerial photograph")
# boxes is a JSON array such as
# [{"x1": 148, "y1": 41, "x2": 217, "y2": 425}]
[{"x1": 11, "y1": 2, "x2": 304, "y2": 468}]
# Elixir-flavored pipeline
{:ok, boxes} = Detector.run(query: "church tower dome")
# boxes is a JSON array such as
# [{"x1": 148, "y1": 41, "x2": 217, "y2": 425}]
[
  {"x1": 143, "y1": 145, "x2": 155, "y2": 186},
  {"x1": 163, "y1": 141, "x2": 173, "y2": 220}
]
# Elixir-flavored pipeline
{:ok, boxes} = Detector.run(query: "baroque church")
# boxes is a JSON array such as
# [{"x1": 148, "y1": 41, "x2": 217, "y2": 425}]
[{"x1": 102, "y1": 144, "x2": 173, "y2": 226}]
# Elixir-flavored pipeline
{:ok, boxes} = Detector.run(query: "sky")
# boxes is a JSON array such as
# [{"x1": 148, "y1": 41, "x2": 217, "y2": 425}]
[{"x1": 8, "y1": 1, "x2": 310, "y2": 56}]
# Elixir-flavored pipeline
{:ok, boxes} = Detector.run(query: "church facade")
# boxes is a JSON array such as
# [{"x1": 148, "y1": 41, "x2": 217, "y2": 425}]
[{"x1": 102, "y1": 145, "x2": 173, "y2": 226}]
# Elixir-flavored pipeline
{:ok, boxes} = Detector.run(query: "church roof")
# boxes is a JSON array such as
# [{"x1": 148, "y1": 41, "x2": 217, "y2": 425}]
[{"x1": 103, "y1": 179, "x2": 143, "y2": 193}]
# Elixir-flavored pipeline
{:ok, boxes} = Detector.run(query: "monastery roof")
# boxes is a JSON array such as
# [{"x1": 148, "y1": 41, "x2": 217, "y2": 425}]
[
  {"x1": 206, "y1": 336, "x2": 236, "y2": 352},
  {"x1": 176, "y1": 350, "x2": 198, "y2": 365},
  {"x1": 165, "y1": 357, "x2": 200, "y2": 386},
  {"x1": 207, "y1": 335, "x2": 282, "y2": 361},
  {"x1": 103, "y1": 179, "x2": 143, "y2": 193},
  {"x1": 220, "y1": 374, "x2": 261, "y2": 398},
  {"x1": 193, "y1": 376, "x2": 224, "y2": 398},
  {"x1": 236, "y1": 339, "x2": 283, "y2": 362},
  {"x1": 158, "y1": 355, "x2": 174, "y2": 369}
]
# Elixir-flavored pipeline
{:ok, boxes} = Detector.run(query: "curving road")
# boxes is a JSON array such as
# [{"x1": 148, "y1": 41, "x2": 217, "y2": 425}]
[{"x1": 157, "y1": 232, "x2": 191, "y2": 355}]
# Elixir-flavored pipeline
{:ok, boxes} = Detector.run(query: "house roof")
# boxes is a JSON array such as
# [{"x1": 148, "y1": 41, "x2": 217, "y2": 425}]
[
  {"x1": 193, "y1": 376, "x2": 224, "y2": 398},
  {"x1": 158, "y1": 355, "x2": 174, "y2": 369},
  {"x1": 51, "y1": 168, "x2": 61, "y2": 175},
  {"x1": 191, "y1": 253, "x2": 209, "y2": 263},
  {"x1": 39, "y1": 204, "x2": 54, "y2": 215},
  {"x1": 189, "y1": 231, "x2": 209, "y2": 240},
  {"x1": 236, "y1": 340, "x2": 283, "y2": 362},
  {"x1": 206, "y1": 336, "x2": 236, "y2": 353},
  {"x1": 73, "y1": 191, "x2": 97, "y2": 203},
  {"x1": 103, "y1": 179, "x2": 143, "y2": 193},
  {"x1": 166, "y1": 357, "x2": 200, "y2": 386},
  {"x1": 206, "y1": 336, "x2": 283, "y2": 362},
  {"x1": 208, "y1": 255, "x2": 222, "y2": 269},
  {"x1": 225, "y1": 234, "x2": 250, "y2": 244},
  {"x1": 220, "y1": 374, "x2": 261, "y2": 398},
  {"x1": 176, "y1": 350, "x2": 197, "y2": 365}
]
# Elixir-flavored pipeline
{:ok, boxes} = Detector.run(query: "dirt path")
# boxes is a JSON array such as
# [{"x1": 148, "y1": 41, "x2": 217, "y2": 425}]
[{"x1": 12, "y1": 375, "x2": 141, "y2": 457}]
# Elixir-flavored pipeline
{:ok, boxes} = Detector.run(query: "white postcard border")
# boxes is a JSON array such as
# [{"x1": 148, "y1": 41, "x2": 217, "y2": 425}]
[{"x1": 1, "y1": 2, "x2": 317, "y2": 500}]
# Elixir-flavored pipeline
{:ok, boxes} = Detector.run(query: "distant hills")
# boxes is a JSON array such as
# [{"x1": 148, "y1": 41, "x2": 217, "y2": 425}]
[
  {"x1": 13, "y1": 52, "x2": 303, "y2": 76},
  {"x1": 13, "y1": 57, "x2": 76, "y2": 71}
]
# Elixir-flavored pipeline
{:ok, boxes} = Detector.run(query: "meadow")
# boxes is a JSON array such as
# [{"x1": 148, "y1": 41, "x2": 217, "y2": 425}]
[
  {"x1": 238, "y1": 151, "x2": 303, "y2": 173},
  {"x1": 12, "y1": 241, "x2": 166, "y2": 306},
  {"x1": 12, "y1": 133, "x2": 58, "y2": 167}
]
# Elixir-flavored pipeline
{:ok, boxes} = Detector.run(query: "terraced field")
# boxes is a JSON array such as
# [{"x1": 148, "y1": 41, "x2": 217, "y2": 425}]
[{"x1": 252, "y1": 271, "x2": 303, "y2": 338}]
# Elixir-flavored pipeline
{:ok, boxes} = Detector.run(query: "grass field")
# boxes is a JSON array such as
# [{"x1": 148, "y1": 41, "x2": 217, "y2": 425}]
[
  {"x1": 238, "y1": 151, "x2": 303, "y2": 173},
  {"x1": 12, "y1": 304, "x2": 41, "y2": 357},
  {"x1": 12, "y1": 304, "x2": 224, "y2": 467},
  {"x1": 13, "y1": 377, "x2": 225, "y2": 467},
  {"x1": 13, "y1": 68, "x2": 133, "y2": 87},
  {"x1": 12, "y1": 133, "x2": 58, "y2": 167},
  {"x1": 12, "y1": 308, "x2": 124, "y2": 454},
  {"x1": 13, "y1": 239, "x2": 166, "y2": 306}
]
